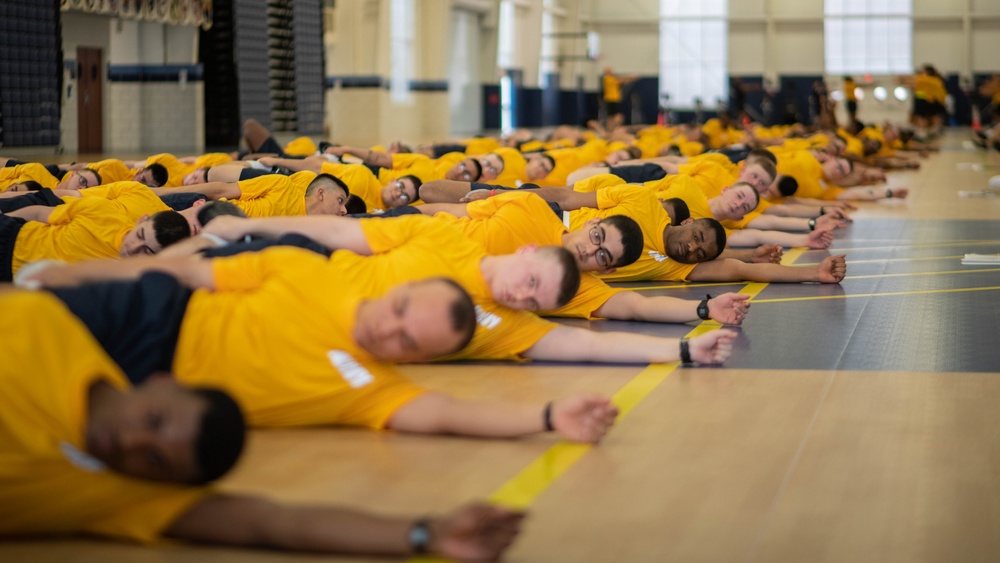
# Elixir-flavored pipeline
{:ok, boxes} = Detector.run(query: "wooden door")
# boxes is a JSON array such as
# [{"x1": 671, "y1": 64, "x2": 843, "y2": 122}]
[{"x1": 76, "y1": 47, "x2": 103, "y2": 154}]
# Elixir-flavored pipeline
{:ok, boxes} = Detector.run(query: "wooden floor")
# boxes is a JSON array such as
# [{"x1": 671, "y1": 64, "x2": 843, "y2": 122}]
[{"x1": 4, "y1": 131, "x2": 1000, "y2": 562}]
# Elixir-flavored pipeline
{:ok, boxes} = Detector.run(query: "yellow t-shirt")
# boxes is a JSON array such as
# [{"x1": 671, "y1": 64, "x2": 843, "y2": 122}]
[
  {"x1": 85, "y1": 159, "x2": 140, "y2": 184},
  {"x1": 569, "y1": 180, "x2": 696, "y2": 282},
  {"x1": 648, "y1": 174, "x2": 713, "y2": 219},
  {"x1": 443, "y1": 191, "x2": 624, "y2": 320},
  {"x1": 351, "y1": 215, "x2": 558, "y2": 361},
  {"x1": 432, "y1": 152, "x2": 466, "y2": 180},
  {"x1": 174, "y1": 247, "x2": 426, "y2": 428},
  {"x1": 603, "y1": 74, "x2": 622, "y2": 103},
  {"x1": 463, "y1": 138, "x2": 501, "y2": 155},
  {"x1": 145, "y1": 154, "x2": 187, "y2": 188},
  {"x1": 77, "y1": 181, "x2": 171, "y2": 222},
  {"x1": 0, "y1": 163, "x2": 58, "y2": 192},
  {"x1": 377, "y1": 154, "x2": 436, "y2": 184},
  {"x1": 283, "y1": 137, "x2": 318, "y2": 157},
  {"x1": 232, "y1": 174, "x2": 308, "y2": 217},
  {"x1": 12, "y1": 197, "x2": 132, "y2": 275},
  {"x1": 775, "y1": 150, "x2": 829, "y2": 200},
  {"x1": 0, "y1": 291, "x2": 208, "y2": 542},
  {"x1": 677, "y1": 160, "x2": 738, "y2": 198},
  {"x1": 322, "y1": 162, "x2": 386, "y2": 213},
  {"x1": 492, "y1": 147, "x2": 528, "y2": 187},
  {"x1": 844, "y1": 80, "x2": 857, "y2": 103}
]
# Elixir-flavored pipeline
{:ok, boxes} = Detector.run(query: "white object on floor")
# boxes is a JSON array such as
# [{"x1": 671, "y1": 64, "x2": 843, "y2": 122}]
[{"x1": 962, "y1": 253, "x2": 1000, "y2": 265}]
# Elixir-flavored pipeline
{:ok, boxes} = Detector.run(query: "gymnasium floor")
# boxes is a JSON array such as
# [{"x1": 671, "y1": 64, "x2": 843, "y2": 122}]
[{"x1": 3, "y1": 131, "x2": 1000, "y2": 562}]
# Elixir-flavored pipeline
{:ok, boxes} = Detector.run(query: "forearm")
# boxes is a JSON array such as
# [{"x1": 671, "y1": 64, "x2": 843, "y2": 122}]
[
  {"x1": 5, "y1": 205, "x2": 54, "y2": 222},
  {"x1": 596, "y1": 291, "x2": 698, "y2": 323},
  {"x1": 262, "y1": 156, "x2": 322, "y2": 173},
  {"x1": 150, "y1": 181, "x2": 240, "y2": 200},
  {"x1": 717, "y1": 248, "x2": 756, "y2": 262},
  {"x1": 31, "y1": 256, "x2": 215, "y2": 289},
  {"x1": 419, "y1": 179, "x2": 480, "y2": 203},
  {"x1": 763, "y1": 203, "x2": 822, "y2": 217},
  {"x1": 166, "y1": 495, "x2": 413, "y2": 555},
  {"x1": 525, "y1": 326, "x2": 681, "y2": 363},
  {"x1": 727, "y1": 229, "x2": 807, "y2": 248},
  {"x1": 390, "y1": 392, "x2": 547, "y2": 438},
  {"x1": 417, "y1": 202, "x2": 470, "y2": 218},
  {"x1": 746, "y1": 215, "x2": 808, "y2": 232},
  {"x1": 344, "y1": 146, "x2": 392, "y2": 168},
  {"x1": 210, "y1": 216, "x2": 371, "y2": 254}
]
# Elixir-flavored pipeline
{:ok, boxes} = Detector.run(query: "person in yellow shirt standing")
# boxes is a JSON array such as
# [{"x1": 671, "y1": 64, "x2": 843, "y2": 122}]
[
  {"x1": 602, "y1": 66, "x2": 639, "y2": 131},
  {"x1": 0, "y1": 290, "x2": 525, "y2": 559},
  {"x1": 843, "y1": 76, "x2": 858, "y2": 125}
]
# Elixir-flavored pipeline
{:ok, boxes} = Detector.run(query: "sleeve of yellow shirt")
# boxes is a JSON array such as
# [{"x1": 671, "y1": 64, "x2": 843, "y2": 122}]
[
  {"x1": 212, "y1": 246, "x2": 329, "y2": 292},
  {"x1": 546, "y1": 274, "x2": 623, "y2": 319}
]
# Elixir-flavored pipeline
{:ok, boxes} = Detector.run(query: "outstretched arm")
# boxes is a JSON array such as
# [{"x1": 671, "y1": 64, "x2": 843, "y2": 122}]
[
  {"x1": 21, "y1": 255, "x2": 216, "y2": 289},
  {"x1": 718, "y1": 244, "x2": 783, "y2": 264},
  {"x1": 200, "y1": 214, "x2": 372, "y2": 255},
  {"x1": 726, "y1": 228, "x2": 833, "y2": 249},
  {"x1": 594, "y1": 290, "x2": 749, "y2": 325},
  {"x1": 461, "y1": 185, "x2": 597, "y2": 210},
  {"x1": 166, "y1": 496, "x2": 523, "y2": 561},
  {"x1": 417, "y1": 202, "x2": 472, "y2": 218},
  {"x1": 687, "y1": 254, "x2": 846, "y2": 283},
  {"x1": 150, "y1": 181, "x2": 242, "y2": 201},
  {"x1": 388, "y1": 391, "x2": 617, "y2": 443},
  {"x1": 420, "y1": 179, "x2": 484, "y2": 203},
  {"x1": 257, "y1": 155, "x2": 326, "y2": 173},
  {"x1": 328, "y1": 146, "x2": 393, "y2": 169},
  {"x1": 524, "y1": 325, "x2": 737, "y2": 364}
]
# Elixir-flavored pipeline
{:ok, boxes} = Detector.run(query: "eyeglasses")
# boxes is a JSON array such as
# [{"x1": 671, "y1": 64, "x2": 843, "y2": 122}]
[
  {"x1": 394, "y1": 181, "x2": 411, "y2": 204},
  {"x1": 589, "y1": 225, "x2": 612, "y2": 269},
  {"x1": 456, "y1": 162, "x2": 473, "y2": 181},
  {"x1": 77, "y1": 173, "x2": 90, "y2": 188},
  {"x1": 481, "y1": 159, "x2": 500, "y2": 177}
]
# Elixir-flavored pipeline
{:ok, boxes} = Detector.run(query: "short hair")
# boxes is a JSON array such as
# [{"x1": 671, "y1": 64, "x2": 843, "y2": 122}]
[
  {"x1": 305, "y1": 172, "x2": 350, "y2": 198},
  {"x1": 399, "y1": 174, "x2": 423, "y2": 200},
  {"x1": 345, "y1": 194, "x2": 367, "y2": 214},
  {"x1": 146, "y1": 163, "x2": 169, "y2": 187},
  {"x1": 601, "y1": 215, "x2": 643, "y2": 268},
  {"x1": 191, "y1": 387, "x2": 246, "y2": 484},
  {"x1": 665, "y1": 197, "x2": 691, "y2": 223},
  {"x1": 746, "y1": 155, "x2": 777, "y2": 183},
  {"x1": 626, "y1": 146, "x2": 642, "y2": 159},
  {"x1": 19, "y1": 180, "x2": 43, "y2": 191},
  {"x1": 776, "y1": 175, "x2": 798, "y2": 197},
  {"x1": 540, "y1": 246, "x2": 581, "y2": 308},
  {"x1": 151, "y1": 211, "x2": 192, "y2": 248},
  {"x1": 197, "y1": 200, "x2": 247, "y2": 226},
  {"x1": 83, "y1": 168, "x2": 103, "y2": 186},
  {"x1": 466, "y1": 158, "x2": 483, "y2": 182},
  {"x1": 538, "y1": 153, "x2": 556, "y2": 171},
  {"x1": 435, "y1": 277, "x2": 477, "y2": 354},
  {"x1": 696, "y1": 217, "x2": 727, "y2": 261},
  {"x1": 748, "y1": 149, "x2": 778, "y2": 167}
]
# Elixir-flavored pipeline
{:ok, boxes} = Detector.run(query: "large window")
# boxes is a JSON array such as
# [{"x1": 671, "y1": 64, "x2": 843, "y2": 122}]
[
  {"x1": 825, "y1": 0, "x2": 912, "y2": 75},
  {"x1": 390, "y1": 0, "x2": 415, "y2": 104},
  {"x1": 659, "y1": 0, "x2": 727, "y2": 110}
]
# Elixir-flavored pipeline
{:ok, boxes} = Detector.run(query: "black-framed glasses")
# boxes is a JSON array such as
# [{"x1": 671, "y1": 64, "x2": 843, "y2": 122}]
[{"x1": 589, "y1": 225, "x2": 612, "y2": 269}]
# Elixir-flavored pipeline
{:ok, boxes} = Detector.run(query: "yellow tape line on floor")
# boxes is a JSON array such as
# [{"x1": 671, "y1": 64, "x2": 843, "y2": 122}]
[{"x1": 484, "y1": 251, "x2": 796, "y2": 510}]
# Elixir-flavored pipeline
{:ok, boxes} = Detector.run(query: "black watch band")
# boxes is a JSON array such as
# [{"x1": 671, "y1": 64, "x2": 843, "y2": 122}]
[
  {"x1": 808, "y1": 217, "x2": 817, "y2": 231},
  {"x1": 679, "y1": 338, "x2": 693, "y2": 364},
  {"x1": 408, "y1": 518, "x2": 432, "y2": 555},
  {"x1": 697, "y1": 294, "x2": 712, "y2": 320}
]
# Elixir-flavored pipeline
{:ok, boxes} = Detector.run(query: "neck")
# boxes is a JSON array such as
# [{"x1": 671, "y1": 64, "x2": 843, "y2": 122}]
[
  {"x1": 478, "y1": 255, "x2": 500, "y2": 286},
  {"x1": 303, "y1": 194, "x2": 318, "y2": 215},
  {"x1": 707, "y1": 196, "x2": 724, "y2": 219},
  {"x1": 86, "y1": 380, "x2": 120, "y2": 453}
]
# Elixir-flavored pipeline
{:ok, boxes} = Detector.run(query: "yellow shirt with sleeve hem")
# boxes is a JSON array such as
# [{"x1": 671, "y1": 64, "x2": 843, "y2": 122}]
[
  {"x1": 353, "y1": 215, "x2": 559, "y2": 361},
  {"x1": 0, "y1": 291, "x2": 209, "y2": 543},
  {"x1": 569, "y1": 183, "x2": 696, "y2": 282},
  {"x1": 12, "y1": 197, "x2": 132, "y2": 275},
  {"x1": 443, "y1": 191, "x2": 626, "y2": 320},
  {"x1": 232, "y1": 174, "x2": 308, "y2": 217},
  {"x1": 85, "y1": 159, "x2": 139, "y2": 184},
  {"x1": 174, "y1": 247, "x2": 426, "y2": 428},
  {"x1": 678, "y1": 159, "x2": 738, "y2": 198},
  {"x1": 648, "y1": 174, "x2": 713, "y2": 220},
  {"x1": 0, "y1": 163, "x2": 58, "y2": 192},
  {"x1": 603, "y1": 74, "x2": 622, "y2": 103},
  {"x1": 76, "y1": 181, "x2": 171, "y2": 222},
  {"x1": 145, "y1": 154, "x2": 187, "y2": 187},
  {"x1": 376, "y1": 154, "x2": 437, "y2": 184}
]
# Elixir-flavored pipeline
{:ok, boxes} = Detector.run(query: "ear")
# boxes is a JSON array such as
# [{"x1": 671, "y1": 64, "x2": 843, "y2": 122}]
[
  {"x1": 192, "y1": 198, "x2": 207, "y2": 208},
  {"x1": 515, "y1": 243, "x2": 539, "y2": 255},
  {"x1": 680, "y1": 217, "x2": 694, "y2": 226},
  {"x1": 585, "y1": 217, "x2": 601, "y2": 228},
  {"x1": 138, "y1": 214, "x2": 151, "y2": 222}
]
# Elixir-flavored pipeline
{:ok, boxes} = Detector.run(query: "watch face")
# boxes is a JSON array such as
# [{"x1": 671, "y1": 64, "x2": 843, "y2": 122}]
[{"x1": 408, "y1": 521, "x2": 431, "y2": 553}]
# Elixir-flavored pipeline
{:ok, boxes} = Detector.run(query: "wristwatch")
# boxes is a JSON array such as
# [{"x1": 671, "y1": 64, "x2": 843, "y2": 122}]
[
  {"x1": 408, "y1": 518, "x2": 432, "y2": 555},
  {"x1": 697, "y1": 294, "x2": 712, "y2": 320}
]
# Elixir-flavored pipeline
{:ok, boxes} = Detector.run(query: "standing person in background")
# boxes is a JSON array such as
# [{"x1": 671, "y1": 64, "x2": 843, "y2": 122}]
[
  {"x1": 843, "y1": 76, "x2": 858, "y2": 126},
  {"x1": 602, "y1": 67, "x2": 640, "y2": 131}
]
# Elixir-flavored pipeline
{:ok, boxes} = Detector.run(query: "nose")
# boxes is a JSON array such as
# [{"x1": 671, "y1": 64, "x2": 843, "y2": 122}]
[{"x1": 119, "y1": 426, "x2": 154, "y2": 453}]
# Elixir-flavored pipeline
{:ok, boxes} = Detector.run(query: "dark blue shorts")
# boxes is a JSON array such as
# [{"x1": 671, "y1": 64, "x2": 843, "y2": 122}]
[
  {"x1": 0, "y1": 214, "x2": 26, "y2": 282},
  {"x1": 0, "y1": 188, "x2": 63, "y2": 213},
  {"x1": 50, "y1": 272, "x2": 193, "y2": 383},
  {"x1": 607, "y1": 163, "x2": 666, "y2": 183}
]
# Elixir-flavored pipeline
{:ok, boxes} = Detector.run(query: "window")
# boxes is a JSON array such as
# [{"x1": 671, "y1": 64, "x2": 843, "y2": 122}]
[
  {"x1": 825, "y1": 0, "x2": 912, "y2": 75},
  {"x1": 659, "y1": 0, "x2": 727, "y2": 110},
  {"x1": 390, "y1": 0, "x2": 415, "y2": 104}
]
